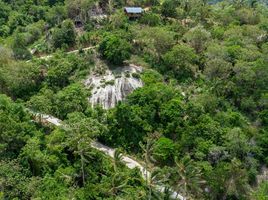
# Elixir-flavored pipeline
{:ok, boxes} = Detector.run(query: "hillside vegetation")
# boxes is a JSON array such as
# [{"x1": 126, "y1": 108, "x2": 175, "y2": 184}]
[{"x1": 0, "y1": 0, "x2": 268, "y2": 199}]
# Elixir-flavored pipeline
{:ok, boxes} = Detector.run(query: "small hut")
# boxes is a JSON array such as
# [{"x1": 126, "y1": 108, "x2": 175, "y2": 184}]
[{"x1": 124, "y1": 7, "x2": 143, "y2": 19}]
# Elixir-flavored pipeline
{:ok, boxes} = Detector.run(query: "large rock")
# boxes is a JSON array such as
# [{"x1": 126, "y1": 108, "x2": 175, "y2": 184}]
[{"x1": 85, "y1": 64, "x2": 143, "y2": 109}]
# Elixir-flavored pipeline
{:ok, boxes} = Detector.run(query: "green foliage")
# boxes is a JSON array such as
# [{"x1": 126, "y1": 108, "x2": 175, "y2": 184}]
[
  {"x1": 8, "y1": 12, "x2": 33, "y2": 34},
  {"x1": 139, "y1": 12, "x2": 162, "y2": 26},
  {"x1": 11, "y1": 32, "x2": 32, "y2": 60},
  {"x1": 253, "y1": 181, "x2": 268, "y2": 200},
  {"x1": 45, "y1": 5, "x2": 67, "y2": 26},
  {"x1": 173, "y1": 155, "x2": 205, "y2": 199},
  {"x1": 66, "y1": 0, "x2": 96, "y2": 22},
  {"x1": 236, "y1": 7, "x2": 260, "y2": 25},
  {"x1": 0, "y1": 94, "x2": 151, "y2": 200},
  {"x1": 108, "y1": 10, "x2": 128, "y2": 29},
  {"x1": 0, "y1": 1, "x2": 268, "y2": 199},
  {"x1": 0, "y1": 160, "x2": 38, "y2": 200},
  {"x1": 46, "y1": 59, "x2": 74, "y2": 88},
  {"x1": 52, "y1": 19, "x2": 76, "y2": 49},
  {"x1": 208, "y1": 159, "x2": 251, "y2": 200},
  {"x1": 153, "y1": 137, "x2": 175, "y2": 164},
  {"x1": 162, "y1": 44, "x2": 198, "y2": 79},
  {"x1": 105, "y1": 81, "x2": 182, "y2": 151},
  {"x1": 55, "y1": 83, "x2": 88, "y2": 119},
  {"x1": 141, "y1": 69, "x2": 163, "y2": 85},
  {"x1": 99, "y1": 34, "x2": 132, "y2": 65},
  {"x1": 0, "y1": 1, "x2": 11, "y2": 36},
  {"x1": 134, "y1": 26, "x2": 175, "y2": 62},
  {"x1": 183, "y1": 26, "x2": 211, "y2": 53},
  {"x1": 0, "y1": 50, "x2": 41, "y2": 99},
  {"x1": 161, "y1": 0, "x2": 180, "y2": 18},
  {"x1": 26, "y1": 88, "x2": 54, "y2": 114},
  {"x1": 0, "y1": 94, "x2": 37, "y2": 159},
  {"x1": 204, "y1": 58, "x2": 232, "y2": 80}
]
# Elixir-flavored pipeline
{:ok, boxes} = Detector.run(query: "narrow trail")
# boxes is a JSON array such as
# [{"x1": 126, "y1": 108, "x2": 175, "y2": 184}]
[
  {"x1": 30, "y1": 111, "x2": 184, "y2": 200},
  {"x1": 28, "y1": 46, "x2": 96, "y2": 61}
]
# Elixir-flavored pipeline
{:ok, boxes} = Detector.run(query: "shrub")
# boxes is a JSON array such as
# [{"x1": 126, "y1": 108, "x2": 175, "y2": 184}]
[{"x1": 140, "y1": 12, "x2": 161, "y2": 26}]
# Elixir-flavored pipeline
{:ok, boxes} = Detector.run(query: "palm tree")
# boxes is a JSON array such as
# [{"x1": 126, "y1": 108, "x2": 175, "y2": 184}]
[
  {"x1": 139, "y1": 132, "x2": 160, "y2": 183},
  {"x1": 222, "y1": 158, "x2": 251, "y2": 200},
  {"x1": 65, "y1": 114, "x2": 105, "y2": 186},
  {"x1": 74, "y1": 139, "x2": 92, "y2": 186},
  {"x1": 173, "y1": 155, "x2": 205, "y2": 199},
  {"x1": 109, "y1": 149, "x2": 130, "y2": 197},
  {"x1": 146, "y1": 167, "x2": 172, "y2": 200},
  {"x1": 113, "y1": 148, "x2": 124, "y2": 172},
  {"x1": 139, "y1": 132, "x2": 171, "y2": 200}
]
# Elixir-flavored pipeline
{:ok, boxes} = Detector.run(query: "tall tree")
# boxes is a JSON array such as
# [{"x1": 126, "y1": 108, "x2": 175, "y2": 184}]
[
  {"x1": 65, "y1": 112, "x2": 105, "y2": 186},
  {"x1": 173, "y1": 155, "x2": 205, "y2": 199}
]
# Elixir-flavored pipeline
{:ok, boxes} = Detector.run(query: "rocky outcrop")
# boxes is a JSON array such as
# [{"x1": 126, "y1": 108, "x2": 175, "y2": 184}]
[{"x1": 85, "y1": 64, "x2": 143, "y2": 109}]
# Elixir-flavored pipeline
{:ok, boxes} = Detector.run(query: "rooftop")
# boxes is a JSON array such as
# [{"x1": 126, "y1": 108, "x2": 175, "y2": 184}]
[{"x1": 124, "y1": 7, "x2": 143, "y2": 14}]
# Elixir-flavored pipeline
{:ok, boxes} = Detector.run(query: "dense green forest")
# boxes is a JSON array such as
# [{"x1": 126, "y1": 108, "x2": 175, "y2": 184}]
[{"x1": 0, "y1": 0, "x2": 268, "y2": 199}]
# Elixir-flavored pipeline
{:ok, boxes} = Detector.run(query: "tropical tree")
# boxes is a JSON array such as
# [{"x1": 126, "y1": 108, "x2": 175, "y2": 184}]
[
  {"x1": 222, "y1": 158, "x2": 251, "y2": 200},
  {"x1": 135, "y1": 26, "x2": 175, "y2": 62},
  {"x1": 139, "y1": 133, "x2": 159, "y2": 182},
  {"x1": 139, "y1": 132, "x2": 171, "y2": 199},
  {"x1": 54, "y1": 83, "x2": 88, "y2": 119},
  {"x1": 183, "y1": 25, "x2": 211, "y2": 53},
  {"x1": 162, "y1": 44, "x2": 198, "y2": 80},
  {"x1": 173, "y1": 155, "x2": 205, "y2": 199},
  {"x1": 65, "y1": 0, "x2": 96, "y2": 23},
  {"x1": 161, "y1": 0, "x2": 180, "y2": 18},
  {"x1": 26, "y1": 88, "x2": 54, "y2": 114},
  {"x1": 65, "y1": 112, "x2": 105, "y2": 186},
  {"x1": 0, "y1": 94, "x2": 37, "y2": 159},
  {"x1": 45, "y1": 5, "x2": 67, "y2": 26},
  {"x1": 109, "y1": 149, "x2": 130, "y2": 196},
  {"x1": 152, "y1": 137, "x2": 176, "y2": 165},
  {"x1": 99, "y1": 33, "x2": 132, "y2": 65},
  {"x1": 209, "y1": 158, "x2": 251, "y2": 200},
  {"x1": 52, "y1": 19, "x2": 76, "y2": 49}
]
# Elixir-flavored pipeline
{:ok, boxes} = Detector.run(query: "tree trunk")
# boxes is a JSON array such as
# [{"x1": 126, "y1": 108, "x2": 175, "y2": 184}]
[{"x1": 81, "y1": 153, "x2": 85, "y2": 186}]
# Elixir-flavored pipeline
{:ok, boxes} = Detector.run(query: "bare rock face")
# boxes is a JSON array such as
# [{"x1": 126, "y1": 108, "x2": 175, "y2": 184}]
[{"x1": 85, "y1": 64, "x2": 143, "y2": 109}]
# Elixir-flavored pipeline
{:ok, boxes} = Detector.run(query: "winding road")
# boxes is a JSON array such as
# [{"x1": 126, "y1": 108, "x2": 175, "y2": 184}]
[{"x1": 30, "y1": 111, "x2": 184, "y2": 200}]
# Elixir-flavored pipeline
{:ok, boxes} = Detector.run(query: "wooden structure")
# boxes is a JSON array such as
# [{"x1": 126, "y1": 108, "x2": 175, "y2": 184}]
[{"x1": 124, "y1": 7, "x2": 143, "y2": 18}]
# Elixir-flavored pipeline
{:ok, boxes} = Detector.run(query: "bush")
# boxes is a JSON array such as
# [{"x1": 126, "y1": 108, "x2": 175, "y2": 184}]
[
  {"x1": 0, "y1": 25, "x2": 10, "y2": 37},
  {"x1": 140, "y1": 12, "x2": 161, "y2": 26},
  {"x1": 13, "y1": 48, "x2": 32, "y2": 60},
  {"x1": 104, "y1": 80, "x2": 115, "y2": 86},
  {"x1": 132, "y1": 72, "x2": 140, "y2": 79},
  {"x1": 11, "y1": 32, "x2": 32, "y2": 60}
]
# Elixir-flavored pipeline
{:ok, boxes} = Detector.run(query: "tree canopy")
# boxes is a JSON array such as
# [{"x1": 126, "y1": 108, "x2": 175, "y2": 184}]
[{"x1": 0, "y1": 0, "x2": 267, "y2": 199}]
